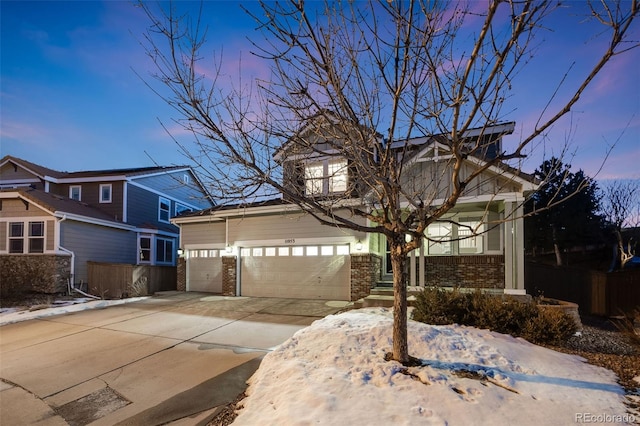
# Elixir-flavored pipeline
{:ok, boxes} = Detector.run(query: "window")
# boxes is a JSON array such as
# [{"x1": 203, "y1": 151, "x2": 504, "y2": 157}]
[
  {"x1": 183, "y1": 174, "x2": 190, "y2": 184},
  {"x1": 9, "y1": 222, "x2": 24, "y2": 254},
  {"x1": 175, "y1": 203, "x2": 192, "y2": 216},
  {"x1": 328, "y1": 159, "x2": 348, "y2": 193},
  {"x1": 99, "y1": 184, "x2": 112, "y2": 203},
  {"x1": 426, "y1": 223, "x2": 452, "y2": 255},
  {"x1": 156, "y1": 238, "x2": 174, "y2": 264},
  {"x1": 304, "y1": 158, "x2": 349, "y2": 196},
  {"x1": 458, "y1": 220, "x2": 484, "y2": 254},
  {"x1": 305, "y1": 162, "x2": 324, "y2": 196},
  {"x1": 139, "y1": 236, "x2": 151, "y2": 262},
  {"x1": 9, "y1": 221, "x2": 44, "y2": 254},
  {"x1": 69, "y1": 185, "x2": 81, "y2": 201},
  {"x1": 159, "y1": 197, "x2": 171, "y2": 223},
  {"x1": 29, "y1": 221, "x2": 44, "y2": 253}
]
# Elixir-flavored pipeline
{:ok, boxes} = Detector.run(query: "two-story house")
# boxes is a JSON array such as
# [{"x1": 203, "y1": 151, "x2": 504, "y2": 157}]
[
  {"x1": 172, "y1": 120, "x2": 537, "y2": 301},
  {"x1": 0, "y1": 156, "x2": 213, "y2": 295}
]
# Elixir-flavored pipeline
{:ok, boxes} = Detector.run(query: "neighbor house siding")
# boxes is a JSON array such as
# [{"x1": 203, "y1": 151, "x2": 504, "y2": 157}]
[
  {"x1": 0, "y1": 198, "x2": 49, "y2": 217},
  {"x1": 132, "y1": 171, "x2": 211, "y2": 210},
  {"x1": 61, "y1": 181, "x2": 125, "y2": 221},
  {"x1": 61, "y1": 221, "x2": 137, "y2": 284},
  {"x1": 0, "y1": 222, "x2": 6, "y2": 251},
  {"x1": 0, "y1": 162, "x2": 41, "y2": 183},
  {"x1": 126, "y1": 184, "x2": 178, "y2": 233},
  {"x1": 46, "y1": 220, "x2": 55, "y2": 251}
]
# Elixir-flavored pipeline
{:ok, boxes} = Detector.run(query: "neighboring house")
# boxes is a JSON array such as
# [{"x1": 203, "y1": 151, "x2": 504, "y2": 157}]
[
  {"x1": 172, "y1": 121, "x2": 537, "y2": 301},
  {"x1": 0, "y1": 155, "x2": 213, "y2": 294}
]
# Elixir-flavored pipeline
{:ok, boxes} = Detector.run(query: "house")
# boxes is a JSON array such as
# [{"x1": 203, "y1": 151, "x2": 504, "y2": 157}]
[
  {"x1": 172, "y1": 120, "x2": 537, "y2": 302},
  {"x1": 0, "y1": 156, "x2": 213, "y2": 296}
]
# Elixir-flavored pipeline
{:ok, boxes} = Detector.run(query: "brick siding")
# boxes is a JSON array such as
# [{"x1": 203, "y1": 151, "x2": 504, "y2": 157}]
[
  {"x1": 350, "y1": 253, "x2": 381, "y2": 301},
  {"x1": 424, "y1": 255, "x2": 505, "y2": 289},
  {"x1": 177, "y1": 257, "x2": 186, "y2": 291},
  {"x1": 222, "y1": 256, "x2": 237, "y2": 296}
]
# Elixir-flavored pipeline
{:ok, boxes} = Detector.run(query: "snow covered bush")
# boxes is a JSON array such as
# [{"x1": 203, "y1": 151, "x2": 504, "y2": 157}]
[{"x1": 412, "y1": 288, "x2": 577, "y2": 344}]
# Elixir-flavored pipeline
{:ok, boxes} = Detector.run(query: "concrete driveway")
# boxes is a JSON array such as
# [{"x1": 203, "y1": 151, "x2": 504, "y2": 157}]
[{"x1": 0, "y1": 292, "x2": 348, "y2": 425}]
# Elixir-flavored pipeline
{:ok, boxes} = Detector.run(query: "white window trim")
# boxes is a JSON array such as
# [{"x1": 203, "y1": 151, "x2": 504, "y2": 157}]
[
  {"x1": 159, "y1": 197, "x2": 171, "y2": 223},
  {"x1": 99, "y1": 184, "x2": 112, "y2": 203},
  {"x1": 155, "y1": 236, "x2": 174, "y2": 265},
  {"x1": 5, "y1": 218, "x2": 49, "y2": 254},
  {"x1": 69, "y1": 185, "x2": 82, "y2": 201},
  {"x1": 304, "y1": 158, "x2": 348, "y2": 196},
  {"x1": 138, "y1": 234, "x2": 152, "y2": 264}
]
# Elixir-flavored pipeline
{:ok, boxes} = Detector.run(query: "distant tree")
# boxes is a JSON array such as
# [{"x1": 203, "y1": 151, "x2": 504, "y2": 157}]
[
  {"x1": 525, "y1": 158, "x2": 604, "y2": 265},
  {"x1": 141, "y1": 1, "x2": 638, "y2": 364},
  {"x1": 601, "y1": 179, "x2": 640, "y2": 270}
]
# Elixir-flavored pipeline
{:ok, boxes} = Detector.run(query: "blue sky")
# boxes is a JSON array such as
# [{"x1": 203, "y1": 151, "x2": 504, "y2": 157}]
[{"x1": 1, "y1": 1, "x2": 638, "y2": 181}]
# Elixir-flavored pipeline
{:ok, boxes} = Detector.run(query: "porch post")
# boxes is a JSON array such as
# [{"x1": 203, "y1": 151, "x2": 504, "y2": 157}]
[{"x1": 504, "y1": 201, "x2": 515, "y2": 291}]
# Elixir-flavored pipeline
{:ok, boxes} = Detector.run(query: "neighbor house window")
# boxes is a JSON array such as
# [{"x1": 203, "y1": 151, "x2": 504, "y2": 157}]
[
  {"x1": 9, "y1": 222, "x2": 24, "y2": 254},
  {"x1": 156, "y1": 237, "x2": 174, "y2": 264},
  {"x1": 139, "y1": 236, "x2": 151, "y2": 262},
  {"x1": 175, "y1": 203, "x2": 192, "y2": 216},
  {"x1": 69, "y1": 185, "x2": 81, "y2": 201},
  {"x1": 159, "y1": 197, "x2": 171, "y2": 223},
  {"x1": 304, "y1": 158, "x2": 348, "y2": 196},
  {"x1": 9, "y1": 221, "x2": 44, "y2": 254},
  {"x1": 99, "y1": 184, "x2": 112, "y2": 203}
]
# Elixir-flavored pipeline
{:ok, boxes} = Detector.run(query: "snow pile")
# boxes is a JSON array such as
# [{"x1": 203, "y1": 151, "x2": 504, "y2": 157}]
[{"x1": 234, "y1": 308, "x2": 634, "y2": 425}]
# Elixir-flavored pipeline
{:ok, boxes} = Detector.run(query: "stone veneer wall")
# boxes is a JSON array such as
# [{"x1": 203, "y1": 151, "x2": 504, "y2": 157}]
[
  {"x1": 350, "y1": 253, "x2": 382, "y2": 301},
  {"x1": 222, "y1": 256, "x2": 237, "y2": 296},
  {"x1": 176, "y1": 257, "x2": 186, "y2": 291},
  {"x1": 425, "y1": 255, "x2": 505, "y2": 289},
  {"x1": 0, "y1": 255, "x2": 71, "y2": 297}
]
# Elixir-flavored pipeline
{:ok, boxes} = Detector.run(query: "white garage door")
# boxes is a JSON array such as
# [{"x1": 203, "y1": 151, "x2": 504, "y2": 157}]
[
  {"x1": 240, "y1": 245, "x2": 350, "y2": 300},
  {"x1": 187, "y1": 249, "x2": 223, "y2": 293}
]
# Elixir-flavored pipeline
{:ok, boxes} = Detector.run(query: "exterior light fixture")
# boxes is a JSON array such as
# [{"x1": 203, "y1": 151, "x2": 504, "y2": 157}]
[
  {"x1": 177, "y1": 248, "x2": 184, "y2": 257},
  {"x1": 225, "y1": 245, "x2": 233, "y2": 253},
  {"x1": 355, "y1": 240, "x2": 363, "y2": 251}
]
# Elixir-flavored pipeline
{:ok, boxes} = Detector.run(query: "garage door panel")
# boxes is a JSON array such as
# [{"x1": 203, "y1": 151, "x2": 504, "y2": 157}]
[
  {"x1": 188, "y1": 258, "x2": 223, "y2": 293},
  {"x1": 241, "y1": 248, "x2": 350, "y2": 300}
]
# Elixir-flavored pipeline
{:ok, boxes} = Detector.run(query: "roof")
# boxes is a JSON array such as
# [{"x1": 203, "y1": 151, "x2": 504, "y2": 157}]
[
  {"x1": 0, "y1": 155, "x2": 190, "y2": 180},
  {"x1": 1, "y1": 187, "x2": 125, "y2": 225},
  {"x1": 175, "y1": 197, "x2": 288, "y2": 219}
]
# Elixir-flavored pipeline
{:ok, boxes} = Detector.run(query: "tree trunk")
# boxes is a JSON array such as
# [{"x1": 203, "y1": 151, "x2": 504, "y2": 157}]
[{"x1": 389, "y1": 239, "x2": 409, "y2": 365}]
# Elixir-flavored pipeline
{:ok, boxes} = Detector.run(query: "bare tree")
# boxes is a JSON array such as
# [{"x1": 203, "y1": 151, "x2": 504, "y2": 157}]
[
  {"x1": 140, "y1": 0, "x2": 638, "y2": 364},
  {"x1": 602, "y1": 179, "x2": 640, "y2": 270}
]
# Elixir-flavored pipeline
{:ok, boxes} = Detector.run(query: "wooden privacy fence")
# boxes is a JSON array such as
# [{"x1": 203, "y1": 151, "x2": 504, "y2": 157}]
[
  {"x1": 87, "y1": 262, "x2": 176, "y2": 299},
  {"x1": 525, "y1": 261, "x2": 640, "y2": 316}
]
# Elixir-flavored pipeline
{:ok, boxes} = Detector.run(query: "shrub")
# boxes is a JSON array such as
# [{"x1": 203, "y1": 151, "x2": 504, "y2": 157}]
[{"x1": 412, "y1": 287, "x2": 577, "y2": 345}]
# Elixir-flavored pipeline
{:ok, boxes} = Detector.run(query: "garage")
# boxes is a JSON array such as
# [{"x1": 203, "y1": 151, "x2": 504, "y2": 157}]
[
  {"x1": 186, "y1": 249, "x2": 223, "y2": 293},
  {"x1": 240, "y1": 244, "x2": 351, "y2": 300}
]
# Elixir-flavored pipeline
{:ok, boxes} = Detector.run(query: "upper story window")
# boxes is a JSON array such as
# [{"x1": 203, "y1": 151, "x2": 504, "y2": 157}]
[
  {"x1": 175, "y1": 203, "x2": 192, "y2": 216},
  {"x1": 69, "y1": 185, "x2": 81, "y2": 201},
  {"x1": 183, "y1": 173, "x2": 190, "y2": 184},
  {"x1": 9, "y1": 221, "x2": 44, "y2": 254},
  {"x1": 99, "y1": 184, "x2": 112, "y2": 203},
  {"x1": 159, "y1": 197, "x2": 171, "y2": 223},
  {"x1": 304, "y1": 158, "x2": 348, "y2": 196}
]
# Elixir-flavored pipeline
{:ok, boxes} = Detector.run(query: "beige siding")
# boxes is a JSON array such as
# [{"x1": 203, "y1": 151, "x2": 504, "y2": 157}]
[
  {"x1": 0, "y1": 162, "x2": 39, "y2": 181},
  {"x1": 0, "y1": 199, "x2": 49, "y2": 218},
  {"x1": 46, "y1": 220, "x2": 55, "y2": 251},
  {"x1": 181, "y1": 221, "x2": 226, "y2": 246},
  {"x1": 229, "y1": 212, "x2": 365, "y2": 242},
  {"x1": 0, "y1": 222, "x2": 6, "y2": 251}
]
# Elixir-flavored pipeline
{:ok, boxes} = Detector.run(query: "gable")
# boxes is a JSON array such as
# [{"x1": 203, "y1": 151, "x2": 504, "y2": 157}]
[{"x1": 0, "y1": 161, "x2": 42, "y2": 187}]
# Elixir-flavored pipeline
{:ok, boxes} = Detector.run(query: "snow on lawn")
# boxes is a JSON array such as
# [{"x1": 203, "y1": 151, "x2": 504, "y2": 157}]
[
  {"x1": 234, "y1": 308, "x2": 635, "y2": 425},
  {"x1": 0, "y1": 297, "x2": 148, "y2": 326}
]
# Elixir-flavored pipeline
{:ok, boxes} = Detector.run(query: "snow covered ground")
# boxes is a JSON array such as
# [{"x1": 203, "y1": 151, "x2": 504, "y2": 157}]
[
  {"x1": 234, "y1": 308, "x2": 637, "y2": 425},
  {"x1": 0, "y1": 297, "x2": 148, "y2": 326}
]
